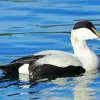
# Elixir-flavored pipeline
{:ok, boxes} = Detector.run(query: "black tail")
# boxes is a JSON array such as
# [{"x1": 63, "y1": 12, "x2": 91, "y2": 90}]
[
  {"x1": 0, "y1": 63, "x2": 23, "y2": 74},
  {"x1": 0, "y1": 65, "x2": 9, "y2": 74}
]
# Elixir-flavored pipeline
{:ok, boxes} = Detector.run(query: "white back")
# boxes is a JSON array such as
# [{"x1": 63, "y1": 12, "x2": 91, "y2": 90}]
[{"x1": 35, "y1": 50, "x2": 82, "y2": 67}]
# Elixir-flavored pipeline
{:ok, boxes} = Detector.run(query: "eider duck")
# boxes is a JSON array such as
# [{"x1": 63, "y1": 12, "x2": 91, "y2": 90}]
[{"x1": 0, "y1": 20, "x2": 100, "y2": 76}]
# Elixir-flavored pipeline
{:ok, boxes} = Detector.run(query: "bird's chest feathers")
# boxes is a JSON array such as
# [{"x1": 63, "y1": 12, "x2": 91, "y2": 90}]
[{"x1": 77, "y1": 51, "x2": 99, "y2": 71}]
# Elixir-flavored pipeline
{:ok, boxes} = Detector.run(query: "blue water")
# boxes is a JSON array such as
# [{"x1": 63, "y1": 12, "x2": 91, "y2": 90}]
[{"x1": 0, "y1": 0, "x2": 100, "y2": 100}]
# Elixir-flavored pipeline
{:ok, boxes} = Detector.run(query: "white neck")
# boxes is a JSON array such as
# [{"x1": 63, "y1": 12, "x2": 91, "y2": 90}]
[{"x1": 71, "y1": 31, "x2": 99, "y2": 71}]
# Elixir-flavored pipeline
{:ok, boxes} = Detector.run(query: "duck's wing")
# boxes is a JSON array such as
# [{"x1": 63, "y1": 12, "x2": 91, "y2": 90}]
[
  {"x1": 11, "y1": 55, "x2": 44, "y2": 64},
  {"x1": 34, "y1": 50, "x2": 83, "y2": 68},
  {"x1": 29, "y1": 54, "x2": 84, "y2": 76},
  {"x1": 0, "y1": 51, "x2": 55, "y2": 74},
  {"x1": 11, "y1": 50, "x2": 64, "y2": 64},
  {"x1": 0, "y1": 55, "x2": 44, "y2": 74}
]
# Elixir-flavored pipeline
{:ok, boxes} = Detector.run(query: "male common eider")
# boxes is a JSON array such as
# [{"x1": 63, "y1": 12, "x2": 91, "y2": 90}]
[{"x1": 0, "y1": 20, "x2": 100, "y2": 76}]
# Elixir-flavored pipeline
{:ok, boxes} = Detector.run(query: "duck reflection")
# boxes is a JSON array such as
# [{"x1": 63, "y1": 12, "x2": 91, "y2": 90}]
[
  {"x1": 0, "y1": 69, "x2": 99, "y2": 100},
  {"x1": 73, "y1": 69, "x2": 99, "y2": 100}
]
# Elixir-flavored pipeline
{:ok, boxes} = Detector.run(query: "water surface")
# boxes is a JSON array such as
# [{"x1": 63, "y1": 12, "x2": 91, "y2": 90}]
[{"x1": 0, "y1": 0, "x2": 100, "y2": 100}]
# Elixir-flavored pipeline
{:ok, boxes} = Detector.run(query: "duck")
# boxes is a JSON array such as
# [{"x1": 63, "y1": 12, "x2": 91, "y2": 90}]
[{"x1": 0, "y1": 20, "x2": 100, "y2": 76}]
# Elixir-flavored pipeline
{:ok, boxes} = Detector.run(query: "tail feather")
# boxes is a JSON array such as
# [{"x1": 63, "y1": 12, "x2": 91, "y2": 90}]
[
  {"x1": 0, "y1": 65, "x2": 8, "y2": 74},
  {"x1": 0, "y1": 63, "x2": 23, "y2": 74}
]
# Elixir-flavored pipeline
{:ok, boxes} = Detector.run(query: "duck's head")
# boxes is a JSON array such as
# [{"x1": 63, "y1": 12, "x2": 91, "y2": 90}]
[{"x1": 71, "y1": 20, "x2": 100, "y2": 42}]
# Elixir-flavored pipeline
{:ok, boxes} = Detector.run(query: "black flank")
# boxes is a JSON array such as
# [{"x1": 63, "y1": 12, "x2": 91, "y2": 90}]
[{"x1": 29, "y1": 64, "x2": 85, "y2": 76}]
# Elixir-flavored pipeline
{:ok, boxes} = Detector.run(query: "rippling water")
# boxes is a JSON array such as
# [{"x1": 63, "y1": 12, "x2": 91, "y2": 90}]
[{"x1": 0, "y1": 0, "x2": 100, "y2": 100}]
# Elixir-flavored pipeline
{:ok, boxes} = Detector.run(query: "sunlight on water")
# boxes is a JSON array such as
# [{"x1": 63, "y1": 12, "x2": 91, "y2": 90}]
[{"x1": 0, "y1": 0, "x2": 100, "y2": 100}]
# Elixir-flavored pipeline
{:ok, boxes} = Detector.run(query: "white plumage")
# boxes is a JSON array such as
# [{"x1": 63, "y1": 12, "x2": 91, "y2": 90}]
[
  {"x1": 19, "y1": 64, "x2": 29, "y2": 74},
  {"x1": 35, "y1": 50, "x2": 83, "y2": 67}
]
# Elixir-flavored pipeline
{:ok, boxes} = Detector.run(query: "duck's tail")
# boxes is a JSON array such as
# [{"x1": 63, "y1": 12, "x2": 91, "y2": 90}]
[
  {"x1": 0, "y1": 65, "x2": 9, "y2": 74},
  {"x1": 0, "y1": 63, "x2": 23, "y2": 74}
]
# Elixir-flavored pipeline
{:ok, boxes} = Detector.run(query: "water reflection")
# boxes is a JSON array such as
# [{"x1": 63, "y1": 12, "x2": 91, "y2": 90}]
[
  {"x1": 0, "y1": 69, "x2": 99, "y2": 99},
  {"x1": 38, "y1": 70, "x2": 99, "y2": 100},
  {"x1": 73, "y1": 70, "x2": 99, "y2": 100}
]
